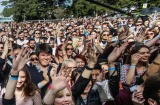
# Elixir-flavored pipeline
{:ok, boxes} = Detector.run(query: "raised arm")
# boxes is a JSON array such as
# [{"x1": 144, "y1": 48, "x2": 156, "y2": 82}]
[
  {"x1": 43, "y1": 67, "x2": 71, "y2": 104},
  {"x1": 0, "y1": 39, "x2": 9, "y2": 72},
  {"x1": 126, "y1": 53, "x2": 141, "y2": 85},
  {"x1": 61, "y1": 39, "x2": 68, "y2": 60},
  {"x1": 1, "y1": 39, "x2": 9, "y2": 59},
  {"x1": 145, "y1": 34, "x2": 160, "y2": 47},
  {"x1": 72, "y1": 45, "x2": 97, "y2": 98},
  {"x1": 3, "y1": 47, "x2": 30, "y2": 103},
  {"x1": 108, "y1": 42, "x2": 128, "y2": 76},
  {"x1": 107, "y1": 42, "x2": 128, "y2": 97}
]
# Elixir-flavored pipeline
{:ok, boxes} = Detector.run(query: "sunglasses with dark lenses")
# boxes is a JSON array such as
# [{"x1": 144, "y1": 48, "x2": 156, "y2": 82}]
[
  {"x1": 66, "y1": 48, "x2": 73, "y2": 51},
  {"x1": 31, "y1": 58, "x2": 38, "y2": 61},
  {"x1": 58, "y1": 48, "x2": 62, "y2": 51},
  {"x1": 136, "y1": 24, "x2": 142, "y2": 26},
  {"x1": 102, "y1": 34, "x2": 108, "y2": 36},
  {"x1": 35, "y1": 33, "x2": 40, "y2": 34}
]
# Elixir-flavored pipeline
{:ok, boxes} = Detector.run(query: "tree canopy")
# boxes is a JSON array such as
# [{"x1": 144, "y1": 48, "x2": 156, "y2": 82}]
[{"x1": 1, "y1": 0, "x2": 159, "y2": 22}]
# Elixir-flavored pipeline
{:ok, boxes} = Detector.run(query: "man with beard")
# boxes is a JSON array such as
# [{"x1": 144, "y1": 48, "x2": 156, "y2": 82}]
[
  {"x1": 16, "y1": 31, "x2": 28, "y2": 46},
  {"x1": 28, "y1": 38, "x2": 36, "y2": 52}
]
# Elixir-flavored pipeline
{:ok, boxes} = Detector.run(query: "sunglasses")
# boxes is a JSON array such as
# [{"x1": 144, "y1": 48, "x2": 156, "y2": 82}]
[
  {"x1": 58, "y1": 48, "x2": 62, "y2": 51},
  {"x1": 31, "y1": 58, "x2": 38, "y2": 61},
  {"x1": 0, "y1": 47, "x2": 4, "y2": 49},
  {"x1": 35, "y1": 33, "x2": 40, "y2": 34},
  {"x1": 136, "y1": 24, "x2": 142, "y2": 26},
  {"x1": 148, "y1": 33, "x2": 154, "y2": 35},
  {"x1": 102, "y1": 34, "x2": 107, "y2": 36},
  {"x1": 66, "y1": 48, "x2": 73, "y2": 51}
]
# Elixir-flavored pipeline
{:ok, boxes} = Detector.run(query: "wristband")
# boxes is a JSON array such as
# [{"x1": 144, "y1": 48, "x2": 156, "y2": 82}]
[
  {"x1": 108, "y1": 67, "x2": 115, "y2": 71},
  {"x1": 86, "y1": 65, "x2": 93, "y2": 70},
  {"x1": 129, "y1": 65, "x2": 136, "y2": 69},
  {"x1": 38, "y1": 83, "x2": 43, "y2": 88},
  {"x1": 9, "y1": 75, "x2": 18, "y2": 81},
  {"x1": 48, "y1": 84, "x2": 52, "y2": 89}
]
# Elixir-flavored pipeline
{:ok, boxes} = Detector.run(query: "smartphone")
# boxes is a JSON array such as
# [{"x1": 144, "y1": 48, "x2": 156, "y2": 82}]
[
  {"x1": 130, "y1": 85, "x2": 137, "y2": 92},
  {"x1": 137, "y1": 28, "x2": 143, "y2": 36}
]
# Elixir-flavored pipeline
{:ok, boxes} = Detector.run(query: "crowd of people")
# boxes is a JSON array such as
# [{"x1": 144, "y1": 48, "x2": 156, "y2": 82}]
[{"x1": 0, "y1": 13, "x2": 160, "y2": 105}]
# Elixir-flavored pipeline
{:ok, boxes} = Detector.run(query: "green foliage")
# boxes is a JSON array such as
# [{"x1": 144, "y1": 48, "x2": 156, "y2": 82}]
[
  {"x1": 1, "y1": 0, "x2": 160, "y2": 22},
  {"x1": 1, "y1": 7, "x2": 13, "y2": 17},
  {"x1": 68, "y1": 0, "x2": 107, "y2": 17},
  {"x1": 2, "y1": 0, "x2": 55, "y2": 22}
]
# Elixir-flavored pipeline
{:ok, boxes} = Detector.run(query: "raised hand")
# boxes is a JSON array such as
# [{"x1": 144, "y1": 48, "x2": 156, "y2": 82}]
[
  {"x1": 11, "y1": 47, "x2": 30, "y2": 75},
  {"x1": 1, "y1": 39, "x2": 9, "y2": 59},
  {"x1": 93, "y1": 37, "x2": 100, "y2": 47},
  {"x1": 51, "y1": 70, "x2": 71, "y2": 92},
  {"x1": 43, "y1": 70, "x2": 49, "y2": 82},
  {"x1": 119, "y1": 42, "x2": 128, "y2": 52},
  {"x1": 108, "y1": 42, "x2": 128, "y2": 63},
  {"x1": 61, "y1": 38, "x2": 68, "y2": 51},
  {"x1": 132, "y1": 91, "x2": 145, "y2": 105},
  {"x1": 131, "y1": 53, "x2": 141, "y2": 65},
  {"x1": 3, "y1": 39, "x2": 9, "y2": 55},
  {"x1": 134, "y1": 35, "x2": 146, "y2": 43},
  {"x1": 50, "y1": 63, "x2": 58, "y2": 78},
  {"x1": 59, "y1": 67, "x2": 72, "y2": 78},
  {"x1": 87, "y1": 45, "x2": 97, "y2": 68}
]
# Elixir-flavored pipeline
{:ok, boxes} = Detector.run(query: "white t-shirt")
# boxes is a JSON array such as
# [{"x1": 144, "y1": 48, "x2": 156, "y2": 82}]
[{"x1": 16, "y1": 39, "x2": 28, "y2": 46}]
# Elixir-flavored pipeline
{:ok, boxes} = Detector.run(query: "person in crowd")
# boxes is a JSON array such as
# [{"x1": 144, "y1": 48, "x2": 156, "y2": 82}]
[
  {"x1": 143, "y1": 73, "x2": 160, "y2": 105},
  {"x1": 100, "y1": 31, "x2": 109, "y2": 49},
  {"x1": 34, "y1": 30, "x2": 41, "y2": 44},
  {"x1": 28, "y1": 38, "x2": 36, "y2": 52},
  {"x1": 2, "y1": 47, "x2": 42, "y2": 105},
  {"x1": 65, "y1": 44, "x2": 74, "y2": 59},
  {"x1": 0, "y1": 12, "x2": 160, "y2": 105},
  {"x1": 27, "y1": 52, "x2": 38, "y2": 67},
  {"x1": 74, "y1": 54, "x2": 87, "y2": 68},
  {"x1": 121, "y1": 45, "x2": 150, "y2": 86},
  {"x1": 16, "y1": 31, "x2": 28, "y2": 46},
  {"x1": 27, "y1": 43, "x2": 53, "y2": 98}
]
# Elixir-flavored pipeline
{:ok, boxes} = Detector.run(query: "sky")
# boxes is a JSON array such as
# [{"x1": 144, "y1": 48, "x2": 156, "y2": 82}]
[{"x1": 0, "y1": 0, "x2": 7, "y2": 14}]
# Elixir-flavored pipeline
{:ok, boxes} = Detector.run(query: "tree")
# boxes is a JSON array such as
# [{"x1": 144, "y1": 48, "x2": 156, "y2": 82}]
[
  {"x1": 68, "y1": 0, "x2": 107, "y2": 17},
  {"x1": 1, "y1": 0, "x2": 56, "y2": 22},
  {"x1": 1, "y1": 0, "x2": 159, "y2": 21}
]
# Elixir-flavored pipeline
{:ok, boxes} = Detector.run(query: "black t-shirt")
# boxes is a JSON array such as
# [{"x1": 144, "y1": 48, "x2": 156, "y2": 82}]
[
  {"x1": 28, "y1": 65, "x2": 52, "y2": 98},
  {"x1": 2, "y1": 94, "x2": 16, "y2": 105}
]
